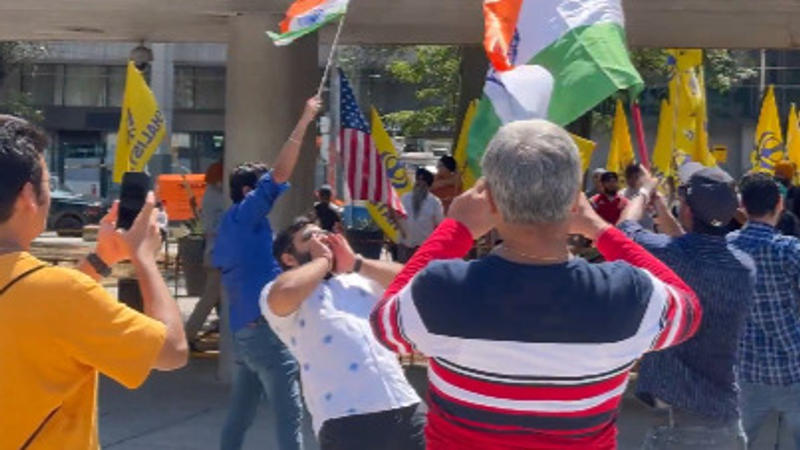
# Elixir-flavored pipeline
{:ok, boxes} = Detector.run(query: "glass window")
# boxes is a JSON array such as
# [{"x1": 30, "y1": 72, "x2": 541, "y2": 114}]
[
  {"x1": 64, "y1": 65, "x2": 106, "y2": 107},
  {"x1": 107, "y1": 66, "x2": 126, "y2": 107},
  {"x1": 195, "y1": 67, "x2": 226, "y2": 110},
  {"x1": 174, "y1": 66, "x2": 226, "y2": 110},
  {"x1": 174, "y1": 66, "x2": 195, "y2": 109},
  {"x1": 22, "y1": 64, "x2": 57, "y2": 105}
]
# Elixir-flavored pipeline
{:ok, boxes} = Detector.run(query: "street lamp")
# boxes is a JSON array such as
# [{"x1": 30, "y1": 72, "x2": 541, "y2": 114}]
[{"x1": 129, "y1": 44, "x2": 153, "y2": 71}]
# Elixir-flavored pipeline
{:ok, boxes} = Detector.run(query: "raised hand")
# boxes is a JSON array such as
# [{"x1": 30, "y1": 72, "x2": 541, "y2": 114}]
[
  {"x1": 123, "y1": 192, "x2": 162, "y2": 263},
  {"x1": 327, "y1": 233, "x2": 356, "y2": 274},
  {"x1": 301, "y1": 96, "x2": 323, "y2": 124},
  {"x1": 447, "y1": 179, "x2": 499, "y2": 239},
  {"x1": 94, "y1": 201, "x2": 129, "y2": 266},
  {"x1": 567, "y1": 193, "x2": 610, "y2": 241},
  {"x1": 309, "y1": 234, "x2": 334, "y2": 270}
]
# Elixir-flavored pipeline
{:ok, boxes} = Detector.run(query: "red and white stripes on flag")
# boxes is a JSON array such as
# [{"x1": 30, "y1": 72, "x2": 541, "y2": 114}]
[{"x1": 340, "y1": 128, "x2": 405, "y2": 214}]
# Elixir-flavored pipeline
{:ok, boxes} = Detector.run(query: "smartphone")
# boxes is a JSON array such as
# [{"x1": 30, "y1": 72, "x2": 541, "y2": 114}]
[{"x1": 117, "y1": 172, "x2": 151, "y2": 230}]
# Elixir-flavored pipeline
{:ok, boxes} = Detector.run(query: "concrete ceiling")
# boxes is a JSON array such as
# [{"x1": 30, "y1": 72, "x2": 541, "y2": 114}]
[{"x1": 0, "y1": 0, "x2": 799, "y2": 48}]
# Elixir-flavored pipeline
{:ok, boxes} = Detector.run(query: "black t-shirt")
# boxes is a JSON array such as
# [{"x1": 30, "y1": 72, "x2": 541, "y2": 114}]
[{"x1": 314, "y1": 202, "x2": 341, "y2": 231}]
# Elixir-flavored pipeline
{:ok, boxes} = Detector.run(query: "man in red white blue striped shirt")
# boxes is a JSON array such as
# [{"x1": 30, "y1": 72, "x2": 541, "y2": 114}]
[{"x1": 370, "y1": 120, "x2": 702, "y2": 450}]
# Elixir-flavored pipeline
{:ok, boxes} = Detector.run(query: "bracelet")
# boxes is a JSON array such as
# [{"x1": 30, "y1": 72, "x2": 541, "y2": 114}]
[{"x1": 288, "y1": 135, "x2": 302, "y2": 144}]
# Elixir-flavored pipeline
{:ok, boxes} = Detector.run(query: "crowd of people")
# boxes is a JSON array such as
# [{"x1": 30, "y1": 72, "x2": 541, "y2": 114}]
[{"x1": 4, "y1": 94, "x2": 800, "y2": 450}]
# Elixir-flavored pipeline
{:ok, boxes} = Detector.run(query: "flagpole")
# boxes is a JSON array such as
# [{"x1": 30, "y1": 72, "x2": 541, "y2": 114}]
[
  {"x1": 317, "y1": 15, "x2": 347, "y2": 98},
  {"x1": 631, "y1": 101, "x2": 650, "y2": 170}
]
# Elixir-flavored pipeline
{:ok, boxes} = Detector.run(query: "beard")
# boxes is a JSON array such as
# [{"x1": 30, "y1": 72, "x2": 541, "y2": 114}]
[
  {"x1": 292, "y1": 250, "x2": 313, "y2": 265},
  {"x1": 412, "y1": 186, "x2": 428, "y2": 218}
]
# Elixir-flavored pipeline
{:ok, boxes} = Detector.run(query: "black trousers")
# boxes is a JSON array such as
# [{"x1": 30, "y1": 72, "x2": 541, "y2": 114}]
[{"x1": 318, "y1": 403, "x2": 426, "y2": 450}]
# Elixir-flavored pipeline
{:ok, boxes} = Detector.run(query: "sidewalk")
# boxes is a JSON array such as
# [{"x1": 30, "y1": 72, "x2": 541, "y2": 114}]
[{"x1": 98, "y1": 358, "x2": 792, "y2": 449}]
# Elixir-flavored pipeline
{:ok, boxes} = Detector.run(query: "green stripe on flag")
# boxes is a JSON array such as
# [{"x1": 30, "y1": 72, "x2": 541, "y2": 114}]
[
  {"x1": 532, "y1": 22, "x2": 643, "y2": 126},
  {"x1": 465, "y1": 22, "x2": 642, "y2": 179},
  {"x1": 267, "y1": 12, "x2": 344, "y2": 46}
]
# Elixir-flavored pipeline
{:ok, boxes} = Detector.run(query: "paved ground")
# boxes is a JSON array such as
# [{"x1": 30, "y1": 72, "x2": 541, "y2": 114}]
[{"x1": 97, "y1": 356, "x2": 795, "y2": 450}]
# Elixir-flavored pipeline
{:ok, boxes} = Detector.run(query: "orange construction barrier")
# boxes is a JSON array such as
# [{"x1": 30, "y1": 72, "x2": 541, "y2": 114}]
[{"x1": 156, "y1": 174, "x2": 206, "y2": 221}]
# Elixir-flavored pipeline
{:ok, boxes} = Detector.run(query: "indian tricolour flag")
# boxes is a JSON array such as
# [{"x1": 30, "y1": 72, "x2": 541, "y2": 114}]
[
  {"x1": 267, "y1": 0, "x2": 349, "y2": 46},
  {"x1": 467, "y1": 0, "x2": 643, "y2": 177}
]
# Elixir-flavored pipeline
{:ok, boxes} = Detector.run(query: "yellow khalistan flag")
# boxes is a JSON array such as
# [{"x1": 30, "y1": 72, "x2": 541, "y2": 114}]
[
  {"x1": 668, "y1": 49, "x2": 716, "y2": 167},
  {"x1": 366, "y1": 107, "x2": 411, "y2": 243},
  {"x1": 606, "y1": 99, "x2": 635, "y2": 175},
  {"x1": 652, "y1": 98, "x2": 674, "y2": 177},
  {"x1": 453, "y1": 100, "x2": 479, "y2": 190},
  {"x1": 787, "y1": 103, "x2": 800, "y2": 171},
  {"x1": 570, "y1": 133, "x2": 596, "y2": 175},
  {"x1": 113, "y1": 61, "x2": 166, "y2": 183},
  {"x1": 753, "y1": 85, "x2": 784, "y2": 174}
]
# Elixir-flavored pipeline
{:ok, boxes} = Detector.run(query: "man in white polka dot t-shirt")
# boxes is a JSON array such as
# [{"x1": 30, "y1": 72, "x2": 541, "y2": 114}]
[{"x1": 261, "y1": 218, "x2": 424, "y2": 450}]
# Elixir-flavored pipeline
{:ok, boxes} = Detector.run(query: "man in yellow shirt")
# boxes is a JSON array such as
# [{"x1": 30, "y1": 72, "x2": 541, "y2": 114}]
[{"x1": 0, "y1": 115, "x2": 189, "y2": 449}]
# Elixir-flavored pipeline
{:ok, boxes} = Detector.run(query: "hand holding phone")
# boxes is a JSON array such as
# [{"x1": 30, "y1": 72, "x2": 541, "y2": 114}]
[{"x1": 118, "y1": 172, "x2": 151, "y2": 230}]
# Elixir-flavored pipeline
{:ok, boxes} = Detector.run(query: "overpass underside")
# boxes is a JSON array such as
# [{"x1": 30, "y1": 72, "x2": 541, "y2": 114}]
[{"x1": 0, "y1": 0, "x2": 798, "y2": 48}]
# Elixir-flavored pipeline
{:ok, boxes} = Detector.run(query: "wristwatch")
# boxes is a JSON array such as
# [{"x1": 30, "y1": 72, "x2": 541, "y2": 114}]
[
  {"x1": 87, "y1": 252, "x2": 112, "y2": 277},
  {"x1": 352, "y1": 255, "x2": 364, "y2": 274}
]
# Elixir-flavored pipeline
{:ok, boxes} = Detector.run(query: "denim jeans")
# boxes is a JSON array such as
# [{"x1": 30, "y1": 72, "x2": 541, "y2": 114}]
[
  {"x1": 741, "y1": 381, "x2": 800, "y2": 449},
  {"x1": 641, "y1": 406, "x2": 746, "y2": 450},
  {"x1": 220, "y1": 320, "x2": 303, "y2": 450}
]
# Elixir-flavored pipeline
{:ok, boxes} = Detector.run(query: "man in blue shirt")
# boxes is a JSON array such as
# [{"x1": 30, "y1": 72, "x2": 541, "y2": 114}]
[
  {"x1": 618, "y1": 163, "x2": 755, "y2": 449},
  {"x1": 728, "y1": 173, "x2": 800, "y2": 448},
  {"x1": 215, "y1": 96, "x2": 321, "y2": 450}
]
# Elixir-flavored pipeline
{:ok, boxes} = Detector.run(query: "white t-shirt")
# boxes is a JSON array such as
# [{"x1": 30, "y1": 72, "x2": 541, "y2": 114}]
[
  {"x1": 400, "y1": 192, "x2": 444, "y2": 247},
  {"x1": 260, "y1": 273, "x2": 420, "y2": 435}
]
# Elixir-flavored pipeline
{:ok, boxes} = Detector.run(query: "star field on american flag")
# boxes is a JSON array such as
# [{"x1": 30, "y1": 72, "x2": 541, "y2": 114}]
[{"x1": 339, "y1": 69, "x2": 370, "y2": 133}]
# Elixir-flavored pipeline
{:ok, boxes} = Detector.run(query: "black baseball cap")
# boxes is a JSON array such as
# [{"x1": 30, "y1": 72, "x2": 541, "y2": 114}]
[{"x1": 678, "y1": 162, "x2": 738, "y2": 228}]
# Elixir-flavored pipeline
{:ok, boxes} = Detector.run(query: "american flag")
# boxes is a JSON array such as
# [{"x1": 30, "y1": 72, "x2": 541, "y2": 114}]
[{"x1": 339, "y1": 69, "x2": 405, "y2": 215}]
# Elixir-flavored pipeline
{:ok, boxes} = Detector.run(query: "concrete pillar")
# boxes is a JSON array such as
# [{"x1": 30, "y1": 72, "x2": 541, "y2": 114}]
[
  {"x1": 225, "y1": 14, "x2": 320, "y2": 232},
  {"x1": 148, "y1": 43, "x2": 175, "y2": 177},
  {"x1": 453, "y1": 45, "x2": 488, "y2": 146}
]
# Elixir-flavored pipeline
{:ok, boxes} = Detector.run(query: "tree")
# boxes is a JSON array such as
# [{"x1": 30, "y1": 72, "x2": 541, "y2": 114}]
[
  {"x1": 630, "y1": 48, "x2": 757, "y2": 93},
  {"x1": 382, "y1": 46, "x2": 461, "y2": 137},
  {"x1": 0, "y1": 42, "x2": 47, "y2": 123}
]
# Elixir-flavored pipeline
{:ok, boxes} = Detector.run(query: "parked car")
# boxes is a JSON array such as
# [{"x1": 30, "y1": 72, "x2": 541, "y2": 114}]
[{"x1": 48, "y1": 181, "x2": 106, "y2": 236}]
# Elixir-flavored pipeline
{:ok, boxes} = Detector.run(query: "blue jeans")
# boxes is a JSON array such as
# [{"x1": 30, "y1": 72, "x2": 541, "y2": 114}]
[
  {"x1": 220, "y1": 320, "x2": 303, "y2": 450},
  {"x1": 641, "y1": 407, "x2": 746, "y2": 450},
  {"x1": 741, "y1": 381, "x2": 800, "y2": 449}
]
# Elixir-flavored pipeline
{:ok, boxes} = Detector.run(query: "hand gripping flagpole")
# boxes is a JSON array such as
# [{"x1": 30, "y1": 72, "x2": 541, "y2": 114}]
[{"x1": 317, "y1": 14, "x2": 347, "y2": 98}]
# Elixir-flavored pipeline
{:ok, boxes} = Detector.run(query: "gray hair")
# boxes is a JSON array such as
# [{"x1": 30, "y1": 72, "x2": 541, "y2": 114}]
[{"x1": 481, "y1": 120, "x2": 581, "y2": 224}]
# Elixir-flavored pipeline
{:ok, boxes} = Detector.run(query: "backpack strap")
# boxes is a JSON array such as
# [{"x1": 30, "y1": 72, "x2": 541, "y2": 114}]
[{"x1": 0, "y1": 264, "x2": 47, "y2": 297}]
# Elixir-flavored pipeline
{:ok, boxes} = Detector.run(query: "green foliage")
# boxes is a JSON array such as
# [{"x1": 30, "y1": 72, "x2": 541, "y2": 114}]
[
  {"x1": 704, "y1": 50, "x2": 758, "y2": 93},
  {"x1": 0, "y1": 42, "x2": 47, "y2": 123},
  {"x1": 1, "y1": 92, "x2": 43, "y2": 124},
  {"x1": 629, "y1": 48, "x2": 757, "y2": 93},
  {"x1": 383, "y1": 46, "x2": 461, "y2": 137}
]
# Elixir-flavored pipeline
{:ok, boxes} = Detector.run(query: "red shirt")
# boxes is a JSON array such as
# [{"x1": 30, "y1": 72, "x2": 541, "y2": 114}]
[
  {"x1": 370, "y1": 220, "x2": 702, "y2": 450},
  {"x1": 590, "y1": 193, "x2": 629, "y2": 225}
]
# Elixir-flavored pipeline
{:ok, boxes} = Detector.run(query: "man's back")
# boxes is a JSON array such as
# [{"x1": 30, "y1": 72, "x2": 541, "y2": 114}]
[
  {"x1": 213, "y1": 172, "x2": 287, "y2": 332},
  {"x1": 389, "y1": 254, "x2": 686, "y2": 449},
  {"x1": 0, "y1": 253, "x2": 166, "y2": 449},
  {"x1": 729, "y1": 222, "x2": 800, "y2": 385},
  {"x1": 620, "y1": 222, "x2": 755, "y2": 420}
]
